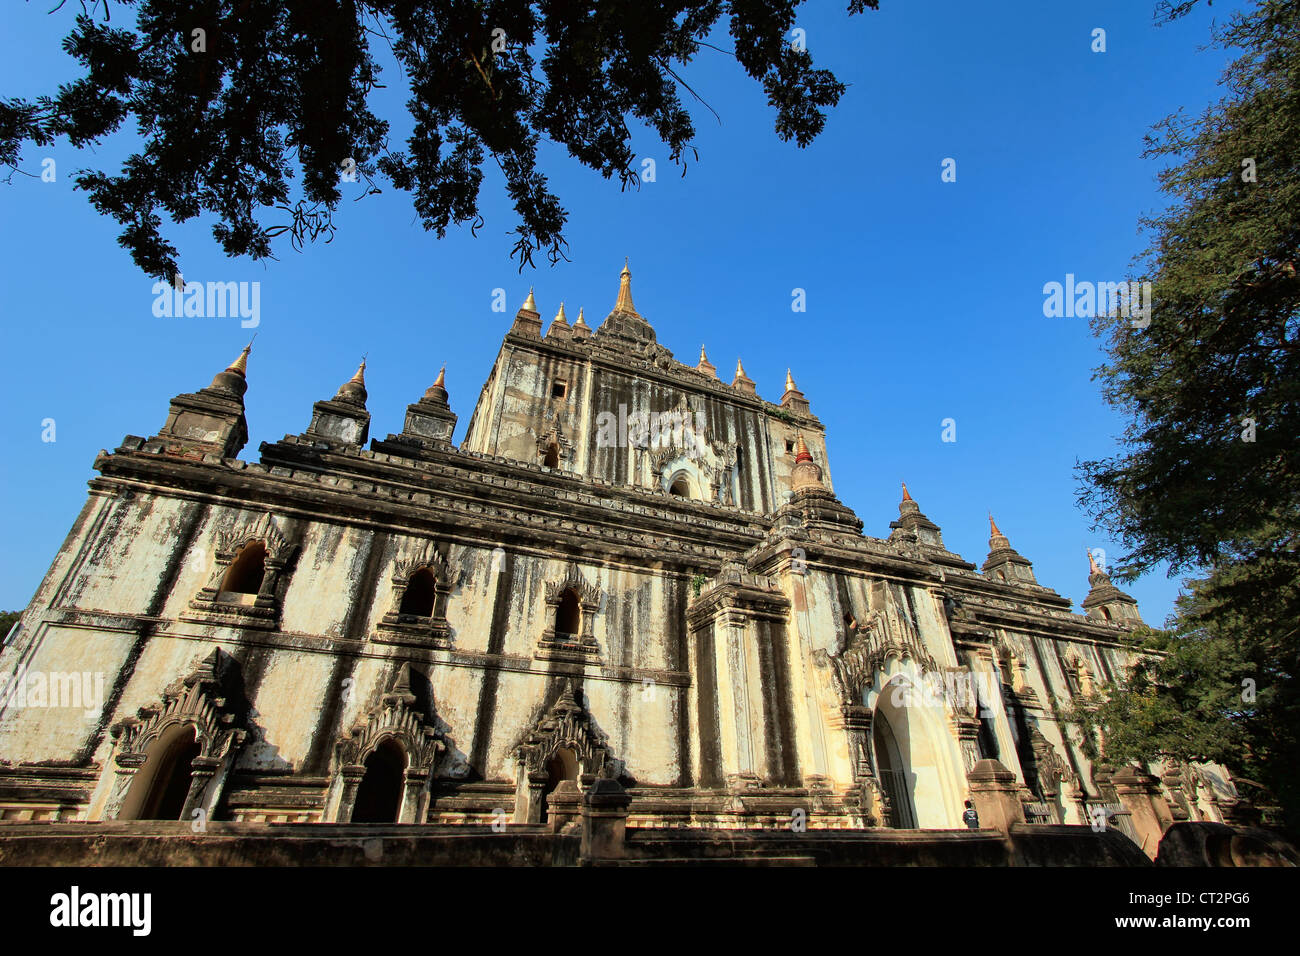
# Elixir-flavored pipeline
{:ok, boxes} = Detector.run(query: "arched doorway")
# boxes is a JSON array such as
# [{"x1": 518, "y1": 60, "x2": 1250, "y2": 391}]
[
  {"x1": 541, "y1": 747, "x2": 578, "y2": 823},
  {"x1": 119, "y1": 723, "x2": 201, "y2": 821},
  {"x1": 873, "y1": 709, "x2": 916, "y2": 828},
  {"x1": 872, "y1": 674, "x2": 964, "y2": 828},
  {"x1": 352, "y1": 739, "x2": 406, "y2": 823}
]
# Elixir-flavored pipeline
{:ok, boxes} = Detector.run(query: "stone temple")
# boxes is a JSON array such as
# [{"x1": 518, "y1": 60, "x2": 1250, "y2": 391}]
[{"x1": 0, "y1": 263, "x2": 1262, "y2": 865}]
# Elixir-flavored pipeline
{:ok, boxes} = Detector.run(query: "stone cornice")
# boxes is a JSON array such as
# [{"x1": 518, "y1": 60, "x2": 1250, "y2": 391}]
[{"x1": 95, "y1": 437, "x2": 771, "y2": 571}]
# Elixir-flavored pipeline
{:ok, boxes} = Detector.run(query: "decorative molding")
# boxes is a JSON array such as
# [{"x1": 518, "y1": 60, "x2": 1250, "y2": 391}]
[
  {"x1": 513, "y1": 680, "x2": 615, "y2": 782},
  {"x1": 110, "y1": 649, "x2": 248, "y2": 765},
  {"x1": 334, "y1": 664, "x2": 445, "y2": 773},
  {"x1": 537, "y1": 566, "x2": 602, "y2": 663},
  {"x1": 184, "y1": 513, "x2": 296, "y2": 629},
  {"x1": 332, "y1": 662, "x2": 446, "y2": 823},
  {"x1": 376, "y1": 542, "x2": 455, "y2": 649},
  {"x1": 105, "y1": 649, "x2": 248, "y2": 821}
]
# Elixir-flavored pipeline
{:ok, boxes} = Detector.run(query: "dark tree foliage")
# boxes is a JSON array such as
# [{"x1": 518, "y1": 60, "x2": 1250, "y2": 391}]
[
  {"x1": 1077, "y1": 0, "x2": 1300, "y2": 830},
  {"x1": 1, "y1": 0, "x2": 876, "y2": 279}
]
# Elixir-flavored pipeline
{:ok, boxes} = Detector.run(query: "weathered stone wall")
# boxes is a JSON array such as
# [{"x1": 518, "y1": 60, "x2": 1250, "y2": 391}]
[
  {"x1": 460, "y1": 334, "x2": 831, "y2": 511},
  {"x1": 0, "y1": 280, "x2": 1242, "y2": 845}
]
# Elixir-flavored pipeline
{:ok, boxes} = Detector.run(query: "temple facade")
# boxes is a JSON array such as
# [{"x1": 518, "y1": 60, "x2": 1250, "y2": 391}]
[{"x1": 0, "y1": 264, "x2": 1242, "y2": 856}]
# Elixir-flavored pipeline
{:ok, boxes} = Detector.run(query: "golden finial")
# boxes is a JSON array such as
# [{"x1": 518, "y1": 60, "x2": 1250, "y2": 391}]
[
  {"x1": 700, "y1": 345, "x2": 709, "y2": 364},
  {"x1": 989, "y1": 513, "x2": 1003, "y2": 538},
  {"x1": 901, "y1": 482, "x2": 912, "y2": 502},
  {"x1": 433, "y1": 364, "x2": 446, "y2": 388},
  {"x1": 573, "y1": 308, "x2": 589, "y2": 329},
  {"x1": 227, "y1": 342, "x2": 251, "y2": 376},
  {"x1": 795, "y1": 434, "x2": 812, "y2": 463},
  {"x1": 350, "y1": 358, "x2": 366, "y2": 386},
  {"x1": 554, "y1": 302, "x2": 568, "y2": 324},
  {"x1": 521, "y1": 287, "x2": 537, "y2": 312},
  {"x1": 613, "y1": 259, "x2": 638, "y2": 315},
  {"x1": 785, "y1": 368, "x2": 797, "y2": 393},
  {"x1": 735, "y1": 358, "x2": 748, "y2": 378}
]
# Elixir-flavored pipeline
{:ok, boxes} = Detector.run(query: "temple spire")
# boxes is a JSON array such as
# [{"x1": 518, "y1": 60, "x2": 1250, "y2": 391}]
[
  {"x1": 433, "y1": 364, "x2": 445, "y2": 389},
  {"x1": 522, "y1": 287, "x2": 537, "y2": 313},
  {"x1": 790, "y1": 432, "x2": 824, "y2": 492},
  {"x1": 982, "y1": 514, "x2": 1036, "y2": 584},
  {"x1": 547, "y1": 301, "x2": 571, "y2": 339},
  {"x1": 227, "y1": 343, "x2": 251, "y2": 376},
  {"x1": 333, "y1": 358, "x2": 368, "y2": 407},
  {"x1": 901, "y1": 482, "x2": 912, "y2": 502},
  {"x1": 697, "y1": 345, "x2": 717, "y2": 379},
  {"x1": 781, "y1": 365, "x2": 810, "y2": 413},
  {"x1": 1082, "y1": 548, "x2": 1142, "y2": 625},
  {"x1": 732, "y1": 358, "x2": 756, "y2": 394},
  {"x1": 613, "y1": 258, "x2": 639, "y2": 316}
]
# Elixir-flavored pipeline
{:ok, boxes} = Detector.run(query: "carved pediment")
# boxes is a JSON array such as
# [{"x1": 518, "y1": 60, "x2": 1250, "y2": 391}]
[
  {"x1": 544, "y1": 567, "x2": 601, "y2": 607},
  {"x1": 392, "y1": 542, "x2": 452, "y2": 588},
  {"x1": 214, "y1": 513, "x2": 293, "y2": 563},
  {"x1": 334, "y1": 663, "x2": 445, "y2": 772},
  {"x1": 820, "y1": 602, "x2": 939, "y2": 706},
  {"x1": 513, "y1": 681, "x2": 615, "y2": 782},
  {"x1": 111, "y1": 649, "x2": 248, "y2": 764}
]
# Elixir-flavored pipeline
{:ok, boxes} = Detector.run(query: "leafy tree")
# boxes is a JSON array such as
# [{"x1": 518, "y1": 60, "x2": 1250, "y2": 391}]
[
  {"x1": 1078, "y1": 0, "x2": 1300, "y2": 830},
  {"x1": 1, "y1": 0, "x2": 875, "y2": 279}
]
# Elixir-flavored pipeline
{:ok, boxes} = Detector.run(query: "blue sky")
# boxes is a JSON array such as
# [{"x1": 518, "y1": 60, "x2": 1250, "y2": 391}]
[{"x1": 0, "y1": 0, "x2": 1245, "y2": 622}]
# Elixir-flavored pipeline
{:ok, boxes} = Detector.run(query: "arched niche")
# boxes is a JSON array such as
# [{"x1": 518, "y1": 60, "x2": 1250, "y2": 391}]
[
  {"x1": 351, "y1": 737, "x2": 408, "y2": 824},
  {"x1": 105, "y1": 649, "x2": 248, "y2": 824},
  {"x1": 512, "y1": 681, "x2": 620, "y2": 824},
  {"x1": 117, "y1": 723, "x2": 202, "y2": 821},
  {"x1": 867, "y1": 668, "x2": 968, "y2": 829},
  {"x1": 331, "y1": 663, "x2": 446, "y2": 824}
]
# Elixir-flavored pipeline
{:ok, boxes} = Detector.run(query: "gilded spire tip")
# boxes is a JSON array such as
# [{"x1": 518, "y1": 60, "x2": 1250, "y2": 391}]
[
  {"x1": 226, "y1": 343, "x2": 251, "y2": 376},
  {"x1": 613, "y1": 260, "x2": 638, "y2": 315},
  {"x1": 901, "y1": 482, "x2": 912, "y2": 502},
  {"x1": 521, "y1": 287, "x2": 537, "y2": 313},
  {"x1": 785, "y1": 368, "x2": 797, "y2": 393},
  {"x1": 433, "y1": 364, "x2": 446, "y2": 388}
]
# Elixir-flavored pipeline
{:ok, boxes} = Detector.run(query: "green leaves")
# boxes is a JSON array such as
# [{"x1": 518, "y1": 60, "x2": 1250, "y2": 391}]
[
  {"x1": 1078, "y1": 0, "x2": 1300, "y2": 832},
  {"x1": 1079, "y1": 0, "x2": 1300, "y2": 579},
  {"x1": 3, "y1": 0, "x2": 873, "y2": 278}
]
